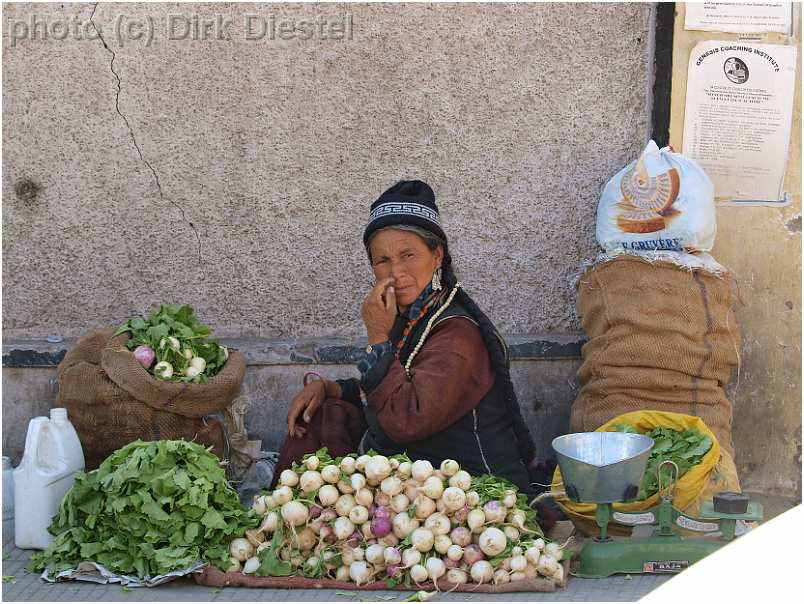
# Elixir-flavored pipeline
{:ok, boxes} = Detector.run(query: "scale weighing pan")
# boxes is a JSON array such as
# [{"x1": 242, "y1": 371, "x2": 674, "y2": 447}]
[{"x1": 552, "y1": 432, "x2": 654, "y2": 503}]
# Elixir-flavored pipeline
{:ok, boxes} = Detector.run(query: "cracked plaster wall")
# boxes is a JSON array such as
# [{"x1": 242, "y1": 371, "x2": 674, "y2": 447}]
[{"x1": 2, "y1": 2, "x2": 655, "y2": 340}]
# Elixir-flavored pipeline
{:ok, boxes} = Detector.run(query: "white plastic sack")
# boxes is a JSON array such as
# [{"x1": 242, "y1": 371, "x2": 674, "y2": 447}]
[{"x1": 596, "y1": 140, "x2": 715, "y2": 253}]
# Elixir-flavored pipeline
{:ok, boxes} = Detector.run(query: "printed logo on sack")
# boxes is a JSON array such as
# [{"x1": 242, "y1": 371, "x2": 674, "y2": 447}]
[
  {"x1": 643, "y1": 561, "x2": 689, "y2": 573},
  {"x1": 724, "y1": 57, "x2": 749, "y2": 84}
]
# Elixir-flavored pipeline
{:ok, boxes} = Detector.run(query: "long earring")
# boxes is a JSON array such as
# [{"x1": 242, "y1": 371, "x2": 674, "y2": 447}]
[{"x1": 431, "y1": 267, "x2": 442, "y2": 291}]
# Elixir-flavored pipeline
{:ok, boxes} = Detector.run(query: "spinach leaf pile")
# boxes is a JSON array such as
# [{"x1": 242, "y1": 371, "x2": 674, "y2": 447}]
[
  {"x1": 614, "y1": 424, "x2": 713, "y2": 500},
  {"x1": 27, "y1": 440, "x2": 257, "y2": 578}
]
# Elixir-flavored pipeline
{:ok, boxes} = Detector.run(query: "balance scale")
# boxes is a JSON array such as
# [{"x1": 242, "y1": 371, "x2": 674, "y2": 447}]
[{"x1": 552, "y1": 432, "x2": 763, "y2": 578}]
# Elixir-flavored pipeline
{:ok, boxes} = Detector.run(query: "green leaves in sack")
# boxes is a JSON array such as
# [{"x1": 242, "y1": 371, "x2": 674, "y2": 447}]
[
  {"x1": 614, "y1": 424, "x2": 713, "y2": 499},
  {"x1": 113, "y1": 304, "x2": 230, "y2": 384},
  {"x1": 27, "y1": 440, "x2": 257, "y2": 579}
]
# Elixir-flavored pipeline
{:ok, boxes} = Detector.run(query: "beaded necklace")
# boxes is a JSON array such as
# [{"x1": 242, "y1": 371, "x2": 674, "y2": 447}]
[{"x1": 394, "y1": 288, "x2": 446, "y2": 360}]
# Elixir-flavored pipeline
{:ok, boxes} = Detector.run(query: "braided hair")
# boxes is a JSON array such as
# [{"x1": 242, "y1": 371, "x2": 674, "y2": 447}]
[{"x1": 366, "y1": 226, "x2": 537, "y2": 466}]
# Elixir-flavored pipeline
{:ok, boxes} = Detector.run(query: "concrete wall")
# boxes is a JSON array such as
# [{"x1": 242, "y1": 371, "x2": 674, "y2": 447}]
[
  {"x1": 668, "y1": 4, "x2": 802, "y2": 497},
  {"x1": 2, "y1": 2, "x2": 654, "y2": 340}
]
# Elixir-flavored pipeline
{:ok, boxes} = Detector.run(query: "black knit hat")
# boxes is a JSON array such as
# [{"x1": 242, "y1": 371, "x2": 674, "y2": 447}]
[{"x1": 363, "y1": 180, "x2": 447, "y2": 246}]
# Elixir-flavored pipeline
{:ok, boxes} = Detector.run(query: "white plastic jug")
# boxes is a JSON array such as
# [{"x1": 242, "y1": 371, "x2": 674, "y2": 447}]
[
  {"x1": 2, "y1": 456, "x2": 14, "y2": 522},
  {"x1": 14, "y1": 408, "x2": 85, "y2": 549}
]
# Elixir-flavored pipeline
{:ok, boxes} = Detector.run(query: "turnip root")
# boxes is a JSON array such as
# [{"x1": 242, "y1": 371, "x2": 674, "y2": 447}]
[
  {"x1": 448, "y1": 471, "x2": 471, "y2": 491},
  {"x1": 446, "y1": 568, "x2": 468, "y2": 585},
  {"x1": 296, "y1": 527, "x2": 316, "y2": 551},
  {"x1": 336, "y1": 565, "x2": 350, "y2": 581},
  {"x1": 355, "y1": 455, "x2": 371, "y2": 473},
  {"x1": 510, "y1": 555, "x2": 527, "y2": 572},
  {"x1": 349, "y1": 505, "x2": 369, "y2": 525},
  {"x1": 380, "y1": 475, "x2": 403, "y2": 497},
  {"x1": 483, "y1": 500, "x2": 506, "y2": 524},
  {"x1": 450, "y1": 526, "x2": 471, "y2": 547},
  {"x1": 446, "y1": 544, "x2": 464, "y2": 561},
  {"x1": 441, "y1": 487, "x2": 466, "y2": 512},
  {"x1": 413, "y1": 495, "x2": 436, "y2": 519},
  {"x1": 305, "y1": 456, "x2": 320, "y2": 471},
  {"x1": 384, "y1": 546, "x2": 402, "y2": 565},
  {"x1": 340, "y1": 456, "x2": 356, "y2": 475},
  {"x1": 434, "y1": 534, "x2": 452, "y2": 555},
  {"x1": 337, "y1": 479, "x2": 355, "y2": 494},
  {"x1": 133, "y1": 345, "x2": 155, "y2": 369},
  {"x1": 365, "y1": 543, "x2": 385, "y2": 565},
  {"x1": 355, "y1": 488, "x2": 374, "y2": 508},
  {"x1": 335, "y1": 494, "x2": 357, "y2": 517},
  {"x1": 465, "y1": 491, "x2": 480, "y2": 507},
  {"x1": 379, "y1": 532, "x2": 399, "y2": 547},
  {"x1": 410, "y1": 527, "x2": 435, "y2": 552},
  {"x1": 470, "y1": 560, "x2": 493, "y2": 584},
  {"x1": 281, "y1": 501, "x2": 309, "y2": 526},
  {"x1": 536, "y1": 554, "x2": 558, "y2": 576},
  {"x1": 351, "y1": 473, "x2": 367, "y2": 492},
  {"x1": 333, "y1": 517, "x2": 356, "y2": 541},
  {"x1": 252, "y1": 496, "x2": 267, "y2": 516},
  {"x1": 300, "y1": 470, "x2": 323, "y2": 493},
  {"x1": 154, "y1": 361, "x2": 173, "y2": 379},
  {"x1": 493, "y1": 569, "x2": 510, "y2": 584},
  {"x1": 478, "y1": 527, "x2": 507, "y2": 557},
  {"x1": 393, "y1": 513, "x2": 419, "y2": 539},
  {"x1": 349, "y1": 561, "x2": 373, "y2": 585},
  {"x1": 402, "y1": 548, "x2": 422, "y2": 568},
  {"x1": 422, "y1": 476, "x2": 444, "y2": 500},
  {"x1": 410, "y1": 564, "x2": 428, "y2": 585},
  {"x1": 318, "y1": 484, "x2": 339, "y2": 507},
  {"x1": 226, "y1": 557, "x2": 241, "y2": 573},
  {"x1": 366, "y1": 455, "x2": 392, "y2": 481},
  {"x1": 467, "y1": 508, "x2": 486, "y2": 531},
  {"x1": 426, "y1": 557, "x2": 446, "y2": 581},
  {"x1": 462, "y1": 544, "x2": 485, "y2": 565},
  {"x1": 321, "y1": 465, "x2": 341, "y2": 484},
  {"x1": 230, "y1": 538, "x2": 254, "y2": 562},
  {"x1": 242, "y1": 556, "x2": 260, "y2": 574},
  {"x1": 411, "y1": 460, "x2": 434, "y2": 482},
  {"x1": 397, "y1": 461, "x2": 412, "y2": 478},
  {"x1": 273, "y1": 486, "x2": 293, "y2": 505},
  {"x1": 504, "y1": 526, "x2": 520, "y2": 542},
  {"x1": 391, "y1": 493, "x2": 409, "y2": 514},
  {"x1": 258, "y1": 511, "x2": 279, "y2": 534}
]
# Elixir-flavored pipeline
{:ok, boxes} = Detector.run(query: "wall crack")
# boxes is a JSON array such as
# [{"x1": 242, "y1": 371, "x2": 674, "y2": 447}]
[{"x1": 89, "y1": 3, "x2": 202, "y2": 264}]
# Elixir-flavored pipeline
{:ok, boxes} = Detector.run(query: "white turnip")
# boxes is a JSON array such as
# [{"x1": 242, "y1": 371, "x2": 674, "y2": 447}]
[
  {"x1": 470, "y1": 560, "x2": 493, "y2": 584},
  {"x1": 411, "y1": 460, "x2": 434, "y2": 482},
  {"x1": 448, "y1": 470, "x2": 471, "y2": 491},
  {"x1": 321, "y1": 465, "x2": 341, "y2": 484},
  {"x1": 441, "y1": 487, "x2": 466, "y2": 512},
  {"x1": 478, "y1": 527, "x2": 507, "y2": 557},
  {"x1": 410, "y1": 527, "x2": 435, "y2": 552},
  {"x1": 281, "y1": 501, "x2": 308, "y2": 526}
]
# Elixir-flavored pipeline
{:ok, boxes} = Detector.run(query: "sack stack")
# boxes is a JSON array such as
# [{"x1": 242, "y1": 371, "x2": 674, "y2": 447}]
[{"x1": 572, "y1": 140, "x2": 741, "y2": 456}]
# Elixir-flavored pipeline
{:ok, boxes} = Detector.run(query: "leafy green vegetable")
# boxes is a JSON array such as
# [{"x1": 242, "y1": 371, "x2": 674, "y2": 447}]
[
  {"x1": 614, "y1": 425, "x2": 713, "y2": 499},
  {"x1": 255, "y1": 524, "x2": 292, "y2": 577},
  {"x1": 27, "y1": 440, "x2": 257, "y2": 579},
  {"x1": 114, "y1": 304, "x2": 228, "y2": 384}
]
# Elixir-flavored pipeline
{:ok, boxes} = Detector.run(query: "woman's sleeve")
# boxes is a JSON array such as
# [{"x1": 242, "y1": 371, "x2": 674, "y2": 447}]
[{"x1": 362, "y1": 317, "x2": 495, "y2": 444}]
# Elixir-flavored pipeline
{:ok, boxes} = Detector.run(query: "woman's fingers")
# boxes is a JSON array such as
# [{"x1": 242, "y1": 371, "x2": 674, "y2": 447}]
[{"x1": 287, "y1": 395, "x2": 310, "y2": 438}]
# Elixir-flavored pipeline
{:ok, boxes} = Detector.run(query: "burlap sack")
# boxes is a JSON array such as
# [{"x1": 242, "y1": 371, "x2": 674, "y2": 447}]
[
  {"x1": 571, "y1": 255, "x2": 740, "y2": 456},
  {"x1": 57, "y1": 327, "x2": 247, "y2": 469}
]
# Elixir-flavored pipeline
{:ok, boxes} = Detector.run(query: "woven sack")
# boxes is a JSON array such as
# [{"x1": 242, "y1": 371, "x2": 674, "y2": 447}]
[
  {"x1": 571, "y1": 255, "x2": 740, "y2": 456},
  {"x1": 57, "y1": 327, "x2": 246, "y2": 469}
]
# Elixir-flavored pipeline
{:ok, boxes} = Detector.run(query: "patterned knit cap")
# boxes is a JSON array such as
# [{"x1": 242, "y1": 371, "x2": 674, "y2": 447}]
[{"x1": 363, "y1": 180, "x2": 447, "y2": 246}]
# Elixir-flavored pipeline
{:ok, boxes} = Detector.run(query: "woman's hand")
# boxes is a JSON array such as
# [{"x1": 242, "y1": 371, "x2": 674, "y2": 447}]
[
  {"x1": 361, "y1": 276, "x2": 397, "y2": 344},
  {"x1": 286, "y1": 380, "x2": 327, "y2": 439}
]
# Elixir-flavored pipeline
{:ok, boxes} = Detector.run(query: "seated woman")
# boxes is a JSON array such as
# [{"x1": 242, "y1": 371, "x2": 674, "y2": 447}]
[{"x1": 273, "y1": 180, "x2": 554, "y2": 525}]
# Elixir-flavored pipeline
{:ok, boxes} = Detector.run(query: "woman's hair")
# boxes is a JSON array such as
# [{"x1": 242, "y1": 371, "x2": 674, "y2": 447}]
[{"x1": 365, "y1": 225, "x2": 536, "y2": 464}]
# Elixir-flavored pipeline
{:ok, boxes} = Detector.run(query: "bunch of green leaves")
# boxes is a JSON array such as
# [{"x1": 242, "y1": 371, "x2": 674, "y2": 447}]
[
  {"x1": 469, "y1": 474, "x2": 543, "y2": 537},
  {"x1": 27, "y1": 440, "x2": 257, "y2": 579},
  {"x1": 113, "y1": 304, "x2": 228, "y2": 384},
  {"x1": 614, "y1": 424, "x2": 713, "y2": 499}
]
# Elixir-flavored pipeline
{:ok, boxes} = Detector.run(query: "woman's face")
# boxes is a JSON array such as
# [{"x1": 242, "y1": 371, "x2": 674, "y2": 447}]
[{"x1": 368, "y1": 229, "x2": 444, "y2": 312}]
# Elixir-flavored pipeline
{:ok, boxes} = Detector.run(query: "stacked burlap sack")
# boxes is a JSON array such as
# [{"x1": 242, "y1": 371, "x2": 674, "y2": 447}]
[
  {"x1": 570, "y1": 253, "x2": 740, "y2": 456},
  {"x1": 57, "y1": 327, "x2": 247, "y2": 470},
  {"x1": 558, "y1": 141, "x2": 744, "y2": 536}
]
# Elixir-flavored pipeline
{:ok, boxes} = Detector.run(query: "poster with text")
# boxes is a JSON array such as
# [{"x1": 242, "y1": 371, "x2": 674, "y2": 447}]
[
  {"x1": 685, "y1": 2, "x2": 792, "y2": 34},
  {"x1": 682, "y1": 41, "x2": 797, "y2": 203}
]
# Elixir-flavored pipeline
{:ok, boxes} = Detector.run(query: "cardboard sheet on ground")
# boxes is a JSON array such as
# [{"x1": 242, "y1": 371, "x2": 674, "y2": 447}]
[
  {"x1": 193, "y1": 559, "x2": 570, "y2": 593},
  {"x1": 41, "y1": 560, "x2": 206, "y2": 588}
]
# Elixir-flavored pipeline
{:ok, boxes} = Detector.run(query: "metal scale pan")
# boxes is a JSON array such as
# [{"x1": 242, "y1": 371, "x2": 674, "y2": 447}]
[{"x1": 552, "y1": 432, "x2": 654, "y2": 504}]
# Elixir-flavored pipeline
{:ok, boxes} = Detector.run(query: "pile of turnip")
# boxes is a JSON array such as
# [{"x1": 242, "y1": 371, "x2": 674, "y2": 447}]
[{"x1": 227, "y1": 449, "x2": 567, "y2": 588}]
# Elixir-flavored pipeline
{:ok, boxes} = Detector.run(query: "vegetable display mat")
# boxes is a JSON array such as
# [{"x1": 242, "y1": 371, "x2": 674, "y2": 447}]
[{"x1": 194, "y1": 560, "x2": 568, "y2": 593}]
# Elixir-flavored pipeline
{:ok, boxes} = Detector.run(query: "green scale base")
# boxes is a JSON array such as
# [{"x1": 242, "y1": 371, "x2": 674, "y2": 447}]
[{"x1": 576, "y1": 535, "x2": 723, "y2": 578}]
